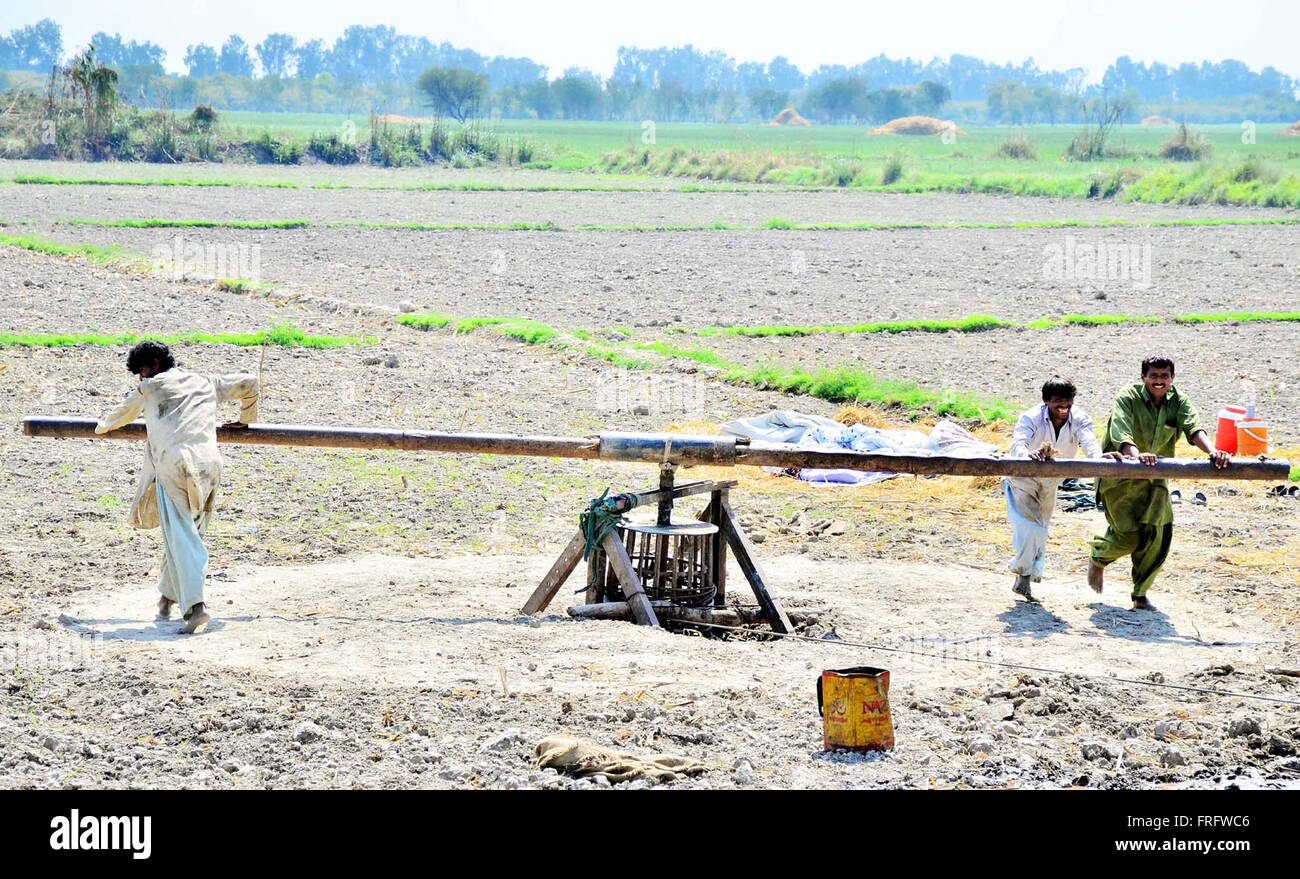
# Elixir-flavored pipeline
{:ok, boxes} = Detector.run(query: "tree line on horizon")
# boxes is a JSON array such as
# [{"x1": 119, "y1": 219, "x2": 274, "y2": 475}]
[{"x1": 2, "y1": 19, "x2": 1298, "y2": 124}]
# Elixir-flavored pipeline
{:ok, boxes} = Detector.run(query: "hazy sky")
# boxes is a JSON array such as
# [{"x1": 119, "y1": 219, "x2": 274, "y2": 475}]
[{"x1": 9, "y1": 0, "x2": 1297, "y2": 80}]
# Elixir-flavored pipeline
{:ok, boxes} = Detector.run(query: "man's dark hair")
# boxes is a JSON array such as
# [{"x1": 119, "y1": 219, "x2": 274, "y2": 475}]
[
  {"x1": 126, "y1": 340, "x2": 175, "y2": 376},
  {"x1": 1041, "y1": 375, "x2": 1076, "y2": 401},
  {"x1": 1141, "y1": 355, "x2": 1175, "y2": 376}
]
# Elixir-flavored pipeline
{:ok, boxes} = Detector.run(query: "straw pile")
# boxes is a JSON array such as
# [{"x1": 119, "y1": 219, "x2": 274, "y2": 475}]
[
  {"x1": 868, "y1": 116, "x2": 965, "y2": 136},
  {"x1": 374, "y1": 113, "x2": 434, "y2": 125},
  {"x1": 769, "y1": 108, "x2": 811, "y2": 126}
]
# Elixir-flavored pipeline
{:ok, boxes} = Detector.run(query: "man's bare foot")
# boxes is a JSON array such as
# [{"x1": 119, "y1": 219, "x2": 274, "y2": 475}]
[
  {"x1": 180, "y1": 603, "x2": 210, "y2": 634},
  {"x1": 1012, "y1": 574, "x2": 1038, "y2": 603},
  {"x1": 157, "y1": 597, "x2": 175, "y2": 620},
  {"x1": 1087, "y1": 561, "x2": 1104, "y2": 594},
  {"x1": 1131, "y1": 596, "x2": 1156, "y2": 612}
]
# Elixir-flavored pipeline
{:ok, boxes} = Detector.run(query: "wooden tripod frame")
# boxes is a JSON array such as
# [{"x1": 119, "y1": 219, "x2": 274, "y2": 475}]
[{"x1": 521, "y1": 470, "x2": 793, "y2": 633}]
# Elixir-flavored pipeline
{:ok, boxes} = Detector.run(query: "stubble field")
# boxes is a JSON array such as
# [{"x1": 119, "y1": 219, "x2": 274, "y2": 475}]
[{"x1": 1, "y1": 162, "x2": 1298, "y2": 790}]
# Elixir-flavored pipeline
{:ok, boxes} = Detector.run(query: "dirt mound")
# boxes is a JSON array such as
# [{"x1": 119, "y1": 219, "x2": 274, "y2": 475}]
[
  {"x1": 868, "y1": 116, "x2": 965, "y2": 136},
  {"x1": 1140, "y1": 115, "x2": 1176, "y2": 126},
  {"x1": 1280, "y1": 121, "x2": 1300, "y2": 137},
  {"x1": 769, "y1": 108, "x2": 810, "y2": 126}
]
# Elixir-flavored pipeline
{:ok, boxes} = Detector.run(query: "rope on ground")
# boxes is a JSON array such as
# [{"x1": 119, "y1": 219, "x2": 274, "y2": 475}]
[{"x1": 651, "y1": 617, "x2": 1300, "y2": 708}]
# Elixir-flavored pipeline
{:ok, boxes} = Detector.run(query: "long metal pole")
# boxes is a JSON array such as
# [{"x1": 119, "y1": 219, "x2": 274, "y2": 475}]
[{"x1": 21, "y1": 416, "x2": 1291, "y2": 481}]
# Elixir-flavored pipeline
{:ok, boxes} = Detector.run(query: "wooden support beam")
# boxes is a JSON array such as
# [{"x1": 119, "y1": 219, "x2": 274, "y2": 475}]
[
  {"x1": 601, "y1": 531, "x2": 659, "y2": 627},
  {"x1": 584, "y1": 545, "x2": 604, "y2": 606},
  {"x1": 618, "y1": 479, "x2": 738, "y2": 513},
  {"x1": 567, "y1": 601, "x2": 812, "y2": 627},
  {"x1": 697, "y1": 491, "x2": 729, "y2": 607},
  {"x1": 521, "y1": 530, "x2": 586, "y2": 615},
  {"x1": 719, "y1": 496, "x2": 793, "y2": 635}
]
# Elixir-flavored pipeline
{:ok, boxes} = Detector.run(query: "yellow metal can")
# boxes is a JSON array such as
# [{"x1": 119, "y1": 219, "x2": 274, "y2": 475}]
[{"x1": 817, "y1": 667, "x2": 895, "y2": 751}]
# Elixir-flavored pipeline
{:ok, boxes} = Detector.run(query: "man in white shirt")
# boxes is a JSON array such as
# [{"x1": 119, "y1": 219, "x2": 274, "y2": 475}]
[
  {"x1": 95, "y1": 341, "x2": 260, "y2": 634},
  {"x1": 1004, "y1": 376, "x2": 1117, "y2": 603}
]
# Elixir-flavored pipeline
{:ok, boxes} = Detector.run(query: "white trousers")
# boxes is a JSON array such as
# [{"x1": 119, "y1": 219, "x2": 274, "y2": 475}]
[
  {"x1": 155, "y1": 482, "x2": 210, "y2": 616},
  {"x1": 1003, "y1": 477, "x2": 1057, "y2": 581}
]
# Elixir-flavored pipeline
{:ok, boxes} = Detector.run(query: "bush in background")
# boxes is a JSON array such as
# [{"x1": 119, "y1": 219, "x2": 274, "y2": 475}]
[
  {"x1": 307, "y1": 131, "x2": 359, "y2": 164},
  {"x1": 1159, "y1": 123, "x2": 1213, "y2": 161},
  {"x1": 880, "y1": 151, "x2": 906, "y2": 185},
  {"x1": 251, "y1": 131, "x2": 301, "y2": 163},
  {"x1": 994, "y1": 134, "x2": 1038, "y2": 159}
]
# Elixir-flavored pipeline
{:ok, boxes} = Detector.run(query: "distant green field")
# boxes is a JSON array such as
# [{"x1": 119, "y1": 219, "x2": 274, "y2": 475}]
[
  {"x1": 219, "y1": 111, "x2": 1297, "y2": 167},
  {"x1": 211, "y1": 112, "x2": 1300, "y2": 204}
]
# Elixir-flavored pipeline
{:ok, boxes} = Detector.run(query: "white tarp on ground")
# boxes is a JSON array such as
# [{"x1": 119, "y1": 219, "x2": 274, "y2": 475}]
[{"x1": 721, "y1": 410, "x2": 998, "y2": 485}]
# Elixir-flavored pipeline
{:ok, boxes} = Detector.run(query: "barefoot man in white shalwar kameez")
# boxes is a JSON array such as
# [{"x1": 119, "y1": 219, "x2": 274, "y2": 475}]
[
  {"x1": 95, "y1": 341, "x2": 260, "y2": 633},
  {"x1": 1004, "y1": 376, "x2": 1117, "y2": 603}
]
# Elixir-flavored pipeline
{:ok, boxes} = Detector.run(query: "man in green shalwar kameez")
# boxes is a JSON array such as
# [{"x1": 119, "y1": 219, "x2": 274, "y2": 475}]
[{"x1": 1088, "y1": 355, "x2": 1229, "y2": 610}]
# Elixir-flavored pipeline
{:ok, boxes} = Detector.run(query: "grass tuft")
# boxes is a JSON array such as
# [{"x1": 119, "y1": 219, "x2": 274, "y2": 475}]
[
  {"x1": 994, "y1": 135, "x2": 1038, "y2": 160},
  {"x1": 880, "y1": 151, "x2": 907, "y2": 185},
  {"x1": 396, "y1": 313, "x2": 453, "y2": 331}
]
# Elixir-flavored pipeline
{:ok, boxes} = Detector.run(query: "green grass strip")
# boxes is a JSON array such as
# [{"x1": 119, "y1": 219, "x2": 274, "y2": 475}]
[
  {"x1": 11, "y1": 175, "x2": 298, "y2": 188},
  {"x1": 739, "y1": 363, "x2": 1013, "y2": 421},
  {"x1": 1172, "y1": 311, "x2": 1300, "y2": 324},
  {"x1": 343, "y1": 220, "x2": 562, "y2": 231},
  {"x1": 397, "y1": 311, "x2": 1013, "y2": 422},
  {"x1": 0, "y1": 232, "x2": 293, "y2": 298},
  {"x1": 491, "y1": 320, "x2": 559, "y2": 345},
  {"x1": 579, "y1": 344, "x2": 660, "y2": 370},
  {"x1": 704, "y1": 311, "x2": 1300, "y2": 338},
  {"x1": 0, "y1": 232, "x2": 138, "y2": 265},
  {"x1": 397, "y1": 312, "x2": 559, "y2": 341},
  {"x1": 58, "y1": 217, "x2": 311, "y2": 229},
  {"x1": 0, "y1": 322, "x2": 371, "y2": 350},
  {"x1": 397, "y1": 313, "x2": 521, "y2": 333},
  {"x1": 12, "y1": 169, "x2": 1300, "y2": 209},
  {"x1": 12, "y1": 175, "x2": 801, "y2": 194},
  {"x1": 758, "y1": 216, "x2": 1300, "y2": 231},
  {"x1": 44, "y1": 215, "x2": 1300, "y2": 234},
  {"x1": 397, "y1": 313, "x2": 454, "y2": 331},
  {"x1": 630, "y1": 340, "x2": 733, "y2": 368},
  {"x1": 627, "y1": 338, "x2": 1012, "y2": 419},
  {"x1": 700, "y1": 315, "x2": 1013, "y2": 338}
]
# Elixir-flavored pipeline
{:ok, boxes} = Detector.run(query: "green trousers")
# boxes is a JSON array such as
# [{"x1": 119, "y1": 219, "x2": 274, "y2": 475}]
[{"x1": 1090, "y1": 523, "x2": 1173, "y2": 598}]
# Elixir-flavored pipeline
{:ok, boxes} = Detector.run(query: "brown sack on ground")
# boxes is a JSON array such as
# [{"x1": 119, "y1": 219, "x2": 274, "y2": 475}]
[{"x1": 535, "y1": 734, "x2": 707, "y2": 783}]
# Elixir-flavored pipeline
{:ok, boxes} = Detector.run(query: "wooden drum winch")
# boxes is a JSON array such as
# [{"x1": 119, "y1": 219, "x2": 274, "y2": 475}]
[
  {"x1": 522, "y1": 462, "x2": 795, "y2": 633},
  {"x1": 585, "y1": 464, "x2": 721, "y2": 607}
]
